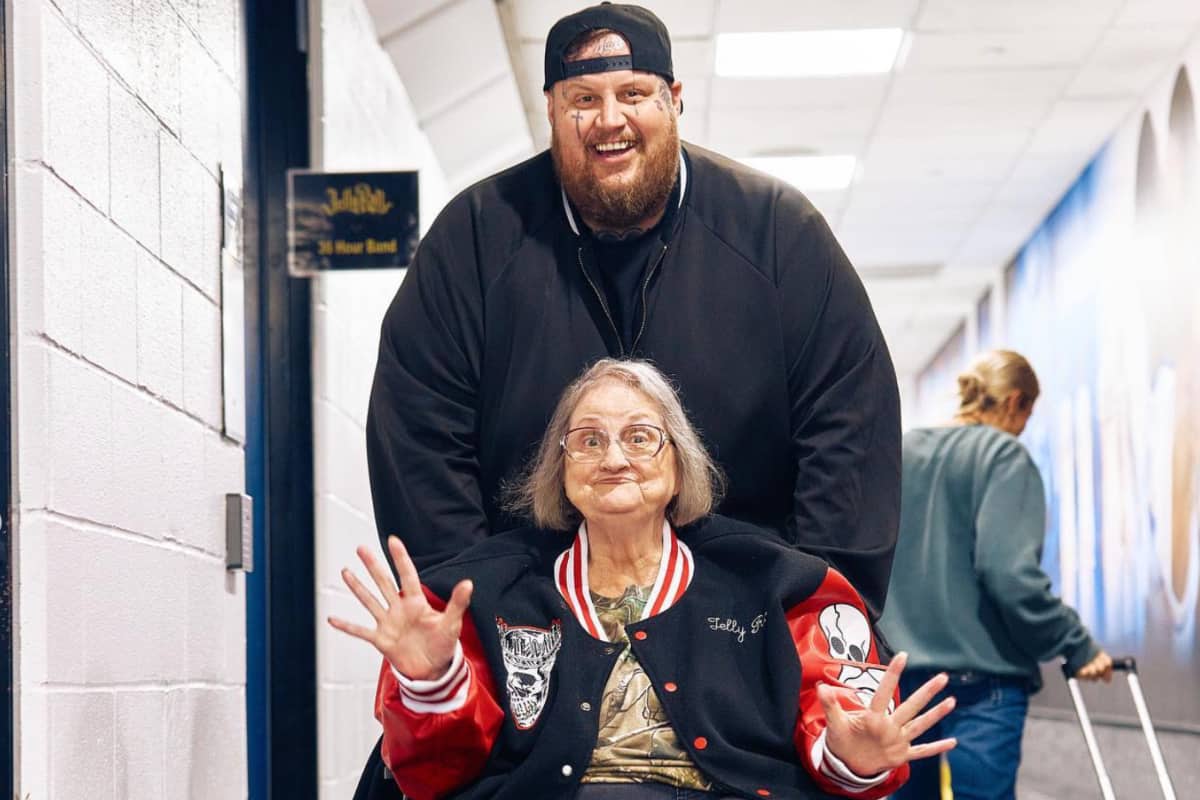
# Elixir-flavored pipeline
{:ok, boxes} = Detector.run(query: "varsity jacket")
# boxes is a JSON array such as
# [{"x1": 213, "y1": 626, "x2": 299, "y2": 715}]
[
  {"x1": 375, "y1": 515, "x2": 910, "y2": 800},
  {"x1": 366, "y1": 144, "x2": 902, "y2": 621}
]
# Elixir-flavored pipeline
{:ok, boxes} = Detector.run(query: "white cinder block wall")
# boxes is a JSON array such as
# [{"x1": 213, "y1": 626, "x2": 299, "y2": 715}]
[
  {"x1": 310, "y1": 1, "x2": 450, "y2": 796},
  {"x1": 11, "y1": 0, "x2": 247, "y2": 797}
]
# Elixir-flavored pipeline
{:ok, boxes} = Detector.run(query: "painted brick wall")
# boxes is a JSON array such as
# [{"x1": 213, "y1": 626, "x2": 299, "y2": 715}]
[
  {"x1": 309, "y1": 1, "x2": 450, "y2": 796},
  {"x1": 11, "y1": 0, "x2": 247, "y2": 797}
]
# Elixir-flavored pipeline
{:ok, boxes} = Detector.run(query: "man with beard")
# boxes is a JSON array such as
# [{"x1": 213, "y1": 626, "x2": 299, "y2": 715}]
[{"x1": 365, "y1": 3, "x2": 901, "y2": 623}]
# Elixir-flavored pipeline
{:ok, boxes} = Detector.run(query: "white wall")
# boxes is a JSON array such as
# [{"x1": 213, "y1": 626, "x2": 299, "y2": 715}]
[
  {"x1": 10, "y1": 0, "x2": 247, "y2": 797},
  {"x1": 309, "y1": 1, "x2": 450, "y2": 796}
]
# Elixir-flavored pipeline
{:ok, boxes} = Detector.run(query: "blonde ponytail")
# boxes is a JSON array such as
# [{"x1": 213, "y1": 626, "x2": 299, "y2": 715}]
[{"x1": 955, "y1": 350, "x2": 1039, "y2": 419}]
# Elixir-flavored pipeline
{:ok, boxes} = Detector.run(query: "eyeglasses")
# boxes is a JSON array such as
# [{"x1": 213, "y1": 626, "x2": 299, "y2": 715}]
[{"x1": 560, "y1": 424, "x2": 670, "y2": 462}]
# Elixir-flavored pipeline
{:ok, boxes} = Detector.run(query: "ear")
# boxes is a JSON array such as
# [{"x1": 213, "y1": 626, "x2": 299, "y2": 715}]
[
  {"x1": 545, "y1": 90, "x2": 554, "y2": 126},
  {"x1": 1004, "y1": 391, "x2": 1025, "y2": 416},
  {"x1": 670, "y1": 80, "x2": 683, "y2": 115}
]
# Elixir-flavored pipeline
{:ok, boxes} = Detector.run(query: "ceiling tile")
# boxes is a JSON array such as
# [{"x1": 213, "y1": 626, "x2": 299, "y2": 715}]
[
  {"x1": 1024, "y1": 98, "x2": 1135, "y2": 156},
  {"x1": 714, "y1": 0, "x2": 921, "y2": 32},
  {"x1": 872, "y1": 304, "x2": 915, "y2": 332},
  {"x1": 526, "y1": 110, "x2": 551, "y2": 149},
  {"x1": 678, "y1": 111, "x2": 710, "y2": 146},
  {"x1": 673, "y1": 40, "x2": 715, "y2": 78},
  {"x1": 847, "y1": 181, "x2": 997, "y2": 208},
  {"x1": 1066, "y1": 26, "x2": 1197, "y2": 99},
  {"x1": 840, "y1": 197, "x2": 983, "y2": 231},
  {"x1": 446, "y1": 138, "x2": 536, "y2": 194},
  {"x1": 950, "y1": 202, "x2": 1056, "y2": 265},
  {"x1": 915, "y1": 0, "x2": 1123, "y2": 32},
  {"x1": 874, "y1": 97, "x2": 1049, "y2": 137},
  {"x1": 679, "y1": 78, "x2": 711, "y2": 110},
  {"x1": 890, "y1": 316, "x2": 971, "y2": 372},
  {"x1": 366, "y1": 0, "x2": 453, "y2": 39},
  {"x1": 423, "y1": 77, "x2": 533, "y2": 177},
  {"x1": 865, "y1": 280, "x2": 981, "y2": 311},
  {"x1": 838, "y1": 230, "x2": 963, "y2": 269},
  {"x1": 517, "y1": 41, "x2": 549, "y2": 110},
  {"x1": 840, "y1": 208, "x2": 981, "y2": 236},
  {"x1": 383, "y1": 0, "x2": 511, "y2": 120},
  {"x1": 865, "y1": 128, "x2": 1029, "y2": 160},
  {"x1": 857, "y1": 151, "x2": 1018, "y2": 182},
  {"x1": 1113, "y1": 1, "x2": 1200, "y2": 27},
  {"x1": 951, "y1": 225, "x2": 1028, "y2": 266},
  {"x1": 709, "y1": 75, "x2": 890, "y2": 109},
  {"x1": 904, "y1": 29, "x2": 1103, "y2": 71},
  {"x1": 848, "y1": 179, "x2": 1000, "y2": 210},
  {"x1": 802, "y1": 188, "x2": 849, "y2": 222},
  {"x1": 887, "y1": 68, "x2": 1074, "y2": 105},
  {"x1": 991, "y1": 154, "x2": 1092, "y2": 210},
  {"x1": 705, "y1": 107, "x2": 874, "y2": 156}
]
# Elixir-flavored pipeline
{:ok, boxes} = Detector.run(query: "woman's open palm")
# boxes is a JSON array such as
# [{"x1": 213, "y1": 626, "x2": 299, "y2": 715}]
[
  {"x1": 327, "y1": 536, "x2": 473, "y2": 681},
  {"x1": 818, "y1": 651, "x2": 957, "y2": 778}
]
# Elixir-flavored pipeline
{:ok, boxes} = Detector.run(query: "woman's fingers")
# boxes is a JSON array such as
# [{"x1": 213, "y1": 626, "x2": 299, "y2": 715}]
[
  {"x1": 327, "y1": 615, "x2": 377, "y2": 645},
  {"x1": 386, "y1": 537, "x2": 426, "y2": 604},
  {"x1": 893, "y1": 670, "x2": 949, "y2": 726},
  {"x1": 341, "y1": 568, "x2": 388, "y2": 622},
  {"x1": 908, "y1": 737, "x2": 957, "y2": 761},
  {"x1": 869, "y1": 651, "x2": 907, "y2": 714},
  {"x1": 902, "y1": 696, "x2": 956, "y2": 741},
  {"x1": 359, "y1": 544, "x2": 401, "y2": 605},
  {"x1": 444, "y1": 579, "x2": 474, "y2": 625},
  {"x1": 817, "y1": 682, "x2": 851, "y2": 731}
]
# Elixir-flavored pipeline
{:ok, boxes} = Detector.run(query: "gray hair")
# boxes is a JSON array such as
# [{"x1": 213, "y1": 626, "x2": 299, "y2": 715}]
[{"x1": 506, "y1": 359, "x2": 724, "y2": 530}]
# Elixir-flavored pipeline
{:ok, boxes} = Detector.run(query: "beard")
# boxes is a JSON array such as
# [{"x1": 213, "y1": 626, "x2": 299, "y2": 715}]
[{"x1": 551, "y1": 114, "x2": 680, "y2": 231}]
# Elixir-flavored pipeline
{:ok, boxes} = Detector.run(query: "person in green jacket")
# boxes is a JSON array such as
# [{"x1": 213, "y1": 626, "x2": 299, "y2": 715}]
[{"x1": 880, "y1": 349, "x2": 1113, "y2": 800}]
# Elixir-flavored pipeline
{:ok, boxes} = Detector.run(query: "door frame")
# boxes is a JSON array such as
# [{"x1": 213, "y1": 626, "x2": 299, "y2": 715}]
[{"x1": 242, "y1": 0, "x2": 317, "y2": 795}]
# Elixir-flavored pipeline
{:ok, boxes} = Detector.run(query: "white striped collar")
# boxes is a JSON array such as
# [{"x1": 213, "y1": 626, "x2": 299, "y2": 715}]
[
  {"x1": 554, "y1": 520, "x2": 695, "y2": 642},
  {"x1": 560, "y1": 150, "x2": 688, "y2": 237}
]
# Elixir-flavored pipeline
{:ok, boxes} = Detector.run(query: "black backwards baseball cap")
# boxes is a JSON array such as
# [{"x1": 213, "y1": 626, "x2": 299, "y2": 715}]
[{"x1": 542, "y1": 2, "x2": 675, "y2": 92}]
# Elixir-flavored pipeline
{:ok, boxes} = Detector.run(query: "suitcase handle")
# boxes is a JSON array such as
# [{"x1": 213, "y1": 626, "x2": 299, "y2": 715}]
[
  {"x1": 1062, "y1": 655, "x2": 1176, "y2": 800},
  {"x1": 1060, "y1": 654, "x2": 1136, "y2": 680},
  {"x1": 1112, "y1": 655, "x2": 1136, "y2": 673}
]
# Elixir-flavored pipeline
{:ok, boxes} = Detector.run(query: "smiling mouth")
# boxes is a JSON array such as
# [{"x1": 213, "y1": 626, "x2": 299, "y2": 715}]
[{"x1": 592, "y1": 140, "x2": 637, "y2": 157}]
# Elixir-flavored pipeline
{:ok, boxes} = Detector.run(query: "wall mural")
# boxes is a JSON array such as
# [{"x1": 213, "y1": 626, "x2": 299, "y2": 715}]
[{"x1": 917, "y1": 67, "x2": 1200, "y2": 726}]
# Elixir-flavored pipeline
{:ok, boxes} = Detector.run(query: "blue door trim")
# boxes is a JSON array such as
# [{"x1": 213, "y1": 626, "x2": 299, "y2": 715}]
[{"x1": 242, "y1": 0, "x2": 316, "y2": 795}]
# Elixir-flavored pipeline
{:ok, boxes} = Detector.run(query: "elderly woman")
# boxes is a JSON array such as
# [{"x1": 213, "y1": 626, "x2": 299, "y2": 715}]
[{"x1": 331, "y1": 359, "x2": 955, "y2": 800}]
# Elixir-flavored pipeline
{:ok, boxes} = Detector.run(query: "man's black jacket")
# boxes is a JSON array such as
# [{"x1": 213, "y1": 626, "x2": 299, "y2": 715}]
[{"x1": 365, "y1": 143, "x2": 901, "y2": 619}]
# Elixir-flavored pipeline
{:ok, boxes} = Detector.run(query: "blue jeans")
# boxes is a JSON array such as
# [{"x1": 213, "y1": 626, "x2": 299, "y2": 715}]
[{"x1": 892, "y1": 670, "x2": 1030, "y2": 800}]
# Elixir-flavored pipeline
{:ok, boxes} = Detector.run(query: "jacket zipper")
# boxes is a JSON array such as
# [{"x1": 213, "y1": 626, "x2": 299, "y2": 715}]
[
  {"x1": 577, "y1": 246, "x2": 624, "y2": 356},
  {"x1": 631, "y1": 244, "x2": 668, "y2": 353}
]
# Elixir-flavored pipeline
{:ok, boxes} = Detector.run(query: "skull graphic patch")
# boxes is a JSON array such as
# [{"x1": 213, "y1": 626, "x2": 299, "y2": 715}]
[
  {"x1": 497, "y1": 618, "x2": 563, "y2": 729},
  {"x1": 818, "y1": 603, "x2": 891, "y2": 711}
]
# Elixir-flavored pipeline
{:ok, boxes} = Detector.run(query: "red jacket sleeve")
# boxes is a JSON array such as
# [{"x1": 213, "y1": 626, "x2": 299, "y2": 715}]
[
  {"x1": 787, "y1": 568, "x2": 909, "y2": 798},
  {"x1": 375, "y1": 586, "x2": 504, "y2": 800}
]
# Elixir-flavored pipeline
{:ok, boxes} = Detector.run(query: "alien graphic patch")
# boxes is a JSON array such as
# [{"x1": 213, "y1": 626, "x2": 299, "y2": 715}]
[{"x1": 496, "y1": 618, "x2": 563, "y2": 729}]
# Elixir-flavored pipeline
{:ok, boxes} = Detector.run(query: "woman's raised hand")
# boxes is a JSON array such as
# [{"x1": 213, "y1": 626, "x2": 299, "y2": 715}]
[
  {"x1": 817, "y1": 651, "x2": 957, "y2": 778},
  {"x1": 327, "y1": 536, "x2": 473, "y2": 681}
]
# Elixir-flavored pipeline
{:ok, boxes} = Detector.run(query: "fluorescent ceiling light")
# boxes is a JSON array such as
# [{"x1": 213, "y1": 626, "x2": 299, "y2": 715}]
[
  {"x1": 740, "y1": 155, "x2": 857, "y2": 192},
  {"x1": 716, "y1": 29, "x2": 905, "y2": 77}
]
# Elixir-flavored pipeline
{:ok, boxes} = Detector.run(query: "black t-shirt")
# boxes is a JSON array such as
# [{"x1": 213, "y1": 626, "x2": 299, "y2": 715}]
[{"x1": 586, "y1": 176, "x2": 681, "y2": 353}]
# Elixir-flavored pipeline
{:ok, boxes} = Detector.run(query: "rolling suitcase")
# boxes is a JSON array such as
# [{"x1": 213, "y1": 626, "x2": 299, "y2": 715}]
[{"x1": 1062, "y1": 656, "x2": 1177, "y2": 800}]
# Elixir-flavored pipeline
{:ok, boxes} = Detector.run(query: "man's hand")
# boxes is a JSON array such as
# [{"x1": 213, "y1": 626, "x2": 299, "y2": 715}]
[
  {"x1": 328, "y1": 536, "x2": 473, "y2": 681},
  {"x1": 818, "y1": 651, "x2": 958, "y2": 778},
  {"x1": 1075, "y1": 650, "x2": 1114, "y2": 683}
]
